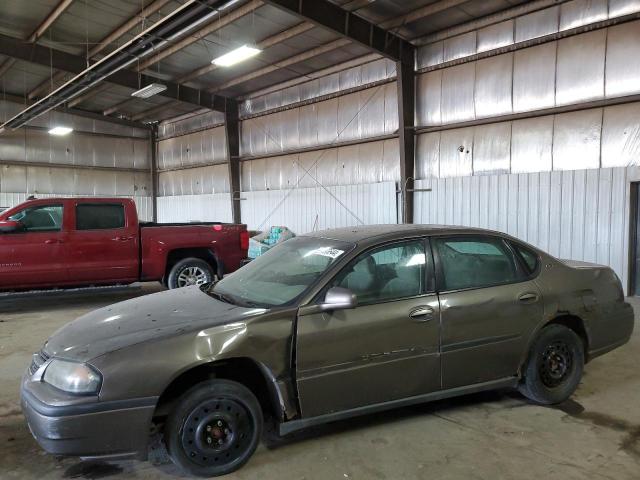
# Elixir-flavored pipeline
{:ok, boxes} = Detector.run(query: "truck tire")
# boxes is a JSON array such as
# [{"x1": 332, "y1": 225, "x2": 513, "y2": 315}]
[
  {"x1": 167, "y1": 258, "x2": 214, "y2": 289},
  {"x1": 165, "y1": 379, "x2": 263, "y2": 477},
  {"x1": 518, "y1": 324, "x2": 584, "y2": 405}
]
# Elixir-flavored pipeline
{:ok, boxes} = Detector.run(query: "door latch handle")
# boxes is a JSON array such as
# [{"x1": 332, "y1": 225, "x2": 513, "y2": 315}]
[
  {"x1": 518, "y1": 292, "x2": 539, "y2": 303},
  {"x1": 409, "y1": 307, "x2": 435, "y2": 322},
  {"x1": 44, "y1": 239, "x2": 62, "y2": 244}
]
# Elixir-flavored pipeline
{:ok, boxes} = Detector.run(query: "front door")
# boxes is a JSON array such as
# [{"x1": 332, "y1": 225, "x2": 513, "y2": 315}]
[
  {"x1": 66, "y1": 202, "x2": 139, "y2": 284},
  {"x1": 0, "y1": 202, "x2": 68, "y2": 289},
  {"x1": 296, "y1": 238, "x2": 441, "y2": 418},
  {"x1": 432, "y1": 235, "x2": 544, "y2": 389}
]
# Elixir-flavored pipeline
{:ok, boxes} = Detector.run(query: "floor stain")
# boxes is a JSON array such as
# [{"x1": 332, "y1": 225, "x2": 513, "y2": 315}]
[
  {"x1": 63, "y1": 461, "x2": 123, "y2": 479},
  {"x1": 553, "y1": 399, "x2": 640, "y2": 460}
]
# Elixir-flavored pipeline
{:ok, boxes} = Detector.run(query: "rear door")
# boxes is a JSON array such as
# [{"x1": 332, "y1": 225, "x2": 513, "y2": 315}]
[
  {"x1": 0, "y1": 202, "x2": 68, "y2": 288},
  {"x1": 296, "y1": 238, "x2": 441, "y2": 418},
  {"x1": 432, "y1": 235, "x2": 543, "y2": 389},
  {"x1": 66, "y1": 202, "x2": 139, "y2": 284}
]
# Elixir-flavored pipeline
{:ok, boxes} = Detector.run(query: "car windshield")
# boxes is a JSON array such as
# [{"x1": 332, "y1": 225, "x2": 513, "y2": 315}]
[{"x1": 206, "y1": 236, "x2": 354, "y2": 308}]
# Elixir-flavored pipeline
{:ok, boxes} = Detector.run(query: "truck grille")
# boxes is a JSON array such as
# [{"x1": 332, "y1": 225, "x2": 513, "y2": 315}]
[{"x1": 29, "y1": 350, "x2": 50, "y2": 376}]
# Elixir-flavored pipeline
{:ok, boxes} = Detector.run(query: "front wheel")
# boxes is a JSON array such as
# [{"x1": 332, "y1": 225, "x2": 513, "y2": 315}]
[
  {"x1": 518, "y1": 324, "x2": 585, "y2": 404},
  {"x1": 165, "y1": 379, "x2": 263, "y2": 477},
  {"x1": 167, "y1": 258, "x2": 214, "y2": 289}
]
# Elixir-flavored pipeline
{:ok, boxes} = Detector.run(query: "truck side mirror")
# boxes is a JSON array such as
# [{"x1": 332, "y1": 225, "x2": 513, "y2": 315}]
[{"x1": 0, "y1": 220, "x2": 22, "y2": 233}]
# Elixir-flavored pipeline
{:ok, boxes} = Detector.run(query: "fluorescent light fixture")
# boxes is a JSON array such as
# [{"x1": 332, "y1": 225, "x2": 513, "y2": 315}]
[
  {"x1": 48, "y1": 126, "x2": 73, "y2": 136},
  {"x1": 131, "y1": 83, "x2": 167, "y2": 99},
  {"x1": 212, "y1": 45, "x2": 261, "y2": 67}
]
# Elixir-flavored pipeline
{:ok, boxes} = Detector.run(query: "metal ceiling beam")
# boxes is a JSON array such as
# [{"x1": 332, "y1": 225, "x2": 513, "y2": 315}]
[
  {"x1": 0, "y1": 0, "x2": 239, "y2": 131},
  {"x1": 28, "y1": 0, "x2": 173, "y2": 100},
  {"x1": 176, "y1": 21, "x2": 314, "y2": 84},
  {"x1": 0, "y1": 0, "x2": 74, "y2": 80},
  {"x1": 396, "y1": 59, "x2": 415, "y2": 224},
  {"x1": 211, "y1": 38, "x2": 351, "y2": 92},
  {"x1": 135, "y1": 0, "x2": 263, "y2": 73},
  {"x1": 261, "y1": 0, "x2": 414, "y2": 64},
  {"x1": 130, "y1": 100, "x2": 178, "y2": 121},
  {"x1": 224, "y1": 99, "x2": 241, "y2": 224},
  {"x1": 379, "y1": 0, "x2": 468, "y2": 30}
]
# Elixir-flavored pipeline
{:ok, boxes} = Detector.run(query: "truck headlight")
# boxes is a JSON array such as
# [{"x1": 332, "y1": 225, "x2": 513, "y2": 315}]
[{"x1": 43, "y1": 359, "x2": 102, "y2": 394}]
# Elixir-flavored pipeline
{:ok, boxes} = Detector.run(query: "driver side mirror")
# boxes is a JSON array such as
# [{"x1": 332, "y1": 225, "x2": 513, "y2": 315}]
[
  {"x1": 318, "y1": 287, "x2": 358, "y2": 312},
  {"x1": 0, "y1": 220, "x2": 22, "y2": 233}
]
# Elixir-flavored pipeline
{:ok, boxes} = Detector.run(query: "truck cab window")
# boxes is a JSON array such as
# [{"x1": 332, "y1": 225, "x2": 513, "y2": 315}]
[
  {"x1": 76, "y1": 204, "x2": 125, "y2": 230},
  {"x1": 9, "y1": 205, "x2": 63, "y2": 232}
]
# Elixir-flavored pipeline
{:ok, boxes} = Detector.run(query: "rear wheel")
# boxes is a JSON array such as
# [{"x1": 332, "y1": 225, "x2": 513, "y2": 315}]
[
  {"x1": 165, "y1": 379, "x2": 263, "y2": 477},
  {"x1": 518, "y1": 324, "x2": 584, "y2": 404},
  {"x1": 167, "y1": 258, "x2": 214, "y2": 289}
]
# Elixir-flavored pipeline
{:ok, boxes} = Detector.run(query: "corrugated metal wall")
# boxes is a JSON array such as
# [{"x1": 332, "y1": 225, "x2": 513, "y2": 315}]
[
  {"x1": 240, "y1": 82, "x2": 398, "y2": 158},
  {"x1": 241, "y1": 181, "x2": 397, "y2": 234},
  {"x1": 0, "y1": 99, "x2": 153, "y2": 219},
  {"x1": 414, "y1": 167, "x2": 635, "y2": 290},
  {"x1": 157, "y1": 194, "x2": 233, "y2": 223}
]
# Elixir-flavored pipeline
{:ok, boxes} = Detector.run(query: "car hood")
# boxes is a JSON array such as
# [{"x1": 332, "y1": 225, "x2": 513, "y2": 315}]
[{"x1": 43, "y1": 286, "x2": 261, "y2": 362}]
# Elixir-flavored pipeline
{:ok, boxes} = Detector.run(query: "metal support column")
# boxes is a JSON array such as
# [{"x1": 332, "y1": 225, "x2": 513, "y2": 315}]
[
  {"x1": 397, "y1": 60, "x2": 416, "y2": 224},
  {"x1": 150, "y1": 125, "x2": 159, "y2": 223},
  {"x1": 225, "y1": 100, "x2": 242, "y2": 224}
]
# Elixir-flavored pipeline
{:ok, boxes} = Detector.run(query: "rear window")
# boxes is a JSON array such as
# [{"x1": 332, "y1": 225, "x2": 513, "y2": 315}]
[
  {"x1": 511, "y1": 242, "x2": 540, "y2": 274},
  {"x1": 76, "y1": 204, "x2": 125, "y2": 230}
]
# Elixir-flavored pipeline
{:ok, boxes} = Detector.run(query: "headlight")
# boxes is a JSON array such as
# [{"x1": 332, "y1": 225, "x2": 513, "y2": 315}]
[{"x1": 43, "y1": 359, "x2": 102, "y2": 394}]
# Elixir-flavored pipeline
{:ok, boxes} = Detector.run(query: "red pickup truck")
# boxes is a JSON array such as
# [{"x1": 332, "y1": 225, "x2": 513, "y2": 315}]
[{"x1": 0, "y1": 197, "x2": 248, "y2": 291}]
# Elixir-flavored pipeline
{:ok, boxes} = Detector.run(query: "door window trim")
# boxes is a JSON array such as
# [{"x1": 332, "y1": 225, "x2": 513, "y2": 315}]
[
  {"x1": 314, "y1": 236, "x2": 437, "y2": 308},
  {"x1": 506, "y1": 240, "x2": 541, "y2": 279},
  {"x1": 431, "y1": 234, "x2": 532, "y2": 294}
]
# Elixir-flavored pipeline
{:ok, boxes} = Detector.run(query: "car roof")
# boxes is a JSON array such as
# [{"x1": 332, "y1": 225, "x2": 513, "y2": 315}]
[{"x1": 303, "y1": 224, "x2": 504, "y2": 243}]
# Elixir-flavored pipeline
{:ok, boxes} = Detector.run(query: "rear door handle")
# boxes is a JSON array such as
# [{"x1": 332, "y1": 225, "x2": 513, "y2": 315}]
[
  {"x1": 113, "y1": 236, "x2": 133, "y2": 241},
  {"x1": 518, "y1": 292, "x2": 539, "y2": 303},
  {"x1": 409, "y1": 306, "x2": 435, "y2": 322},
  {"x1": 44, "y1": 239, "x2": 62, "y2": 244}
]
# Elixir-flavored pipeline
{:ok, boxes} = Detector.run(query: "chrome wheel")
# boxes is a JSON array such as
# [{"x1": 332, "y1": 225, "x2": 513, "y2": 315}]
[{"x1": 177, "y1": 266, "x2": 209, "y2": 287}]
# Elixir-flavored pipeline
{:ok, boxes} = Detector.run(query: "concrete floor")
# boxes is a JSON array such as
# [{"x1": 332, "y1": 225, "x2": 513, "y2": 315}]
[{"x1": 0, "y1": 285, "x2": 638, "y2": 480}]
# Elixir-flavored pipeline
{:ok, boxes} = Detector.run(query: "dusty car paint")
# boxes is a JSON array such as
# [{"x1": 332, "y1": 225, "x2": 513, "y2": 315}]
[{"x1": 21, "y1": 225, "x2": 634, "y2": 461}]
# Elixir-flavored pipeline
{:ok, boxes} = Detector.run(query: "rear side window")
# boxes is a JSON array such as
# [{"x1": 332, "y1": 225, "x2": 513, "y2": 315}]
[
  {"x1": 76, "y1": 204, "x2": 125, "y2": 230},
  {"x1": 434, "y1": 236, "x2": 519, "y2": 291},
  {"x1": 511, "y1": 242, "x2": 539, "y2": 275}
]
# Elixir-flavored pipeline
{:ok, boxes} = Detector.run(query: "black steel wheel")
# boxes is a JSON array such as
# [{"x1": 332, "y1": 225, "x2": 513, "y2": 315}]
[
  {"x1": 166, "y1": 379, "x2": 263, "y2": 477},
  {"x1": 518, "y1": 324, "x2": 584, "y2": 405}
]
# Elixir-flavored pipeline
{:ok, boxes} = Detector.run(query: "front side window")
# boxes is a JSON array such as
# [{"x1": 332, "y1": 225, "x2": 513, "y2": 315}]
[
  {"x1": 76, "y1": 204, "x2": 125, "y2": 230},
  {"x1": 434, "y1": 236, "x2": 519, "y2": 291},
  {"x1": 333, "y1": 240, "x2": 427, "y2": 305},
  {"x1": 9, "y1": 204, "x2": 63, "y2": 232},
  {"x1": 209, "y1": 237, "x2": 354, "y2": 307}
]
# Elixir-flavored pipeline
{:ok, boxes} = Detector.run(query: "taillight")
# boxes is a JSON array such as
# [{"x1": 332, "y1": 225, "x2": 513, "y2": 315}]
[
  {"x1": 213, "y1": 224, "x2": 223, "y2": 231},
  {"x1": 240, "y1": 230, "x2": 249, "y2": 250}
]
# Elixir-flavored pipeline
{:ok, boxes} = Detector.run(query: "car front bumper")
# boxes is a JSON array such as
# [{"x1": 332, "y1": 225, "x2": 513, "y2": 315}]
[{"x1": 20, "y1": 374, "x2": 157, "y2": 460}]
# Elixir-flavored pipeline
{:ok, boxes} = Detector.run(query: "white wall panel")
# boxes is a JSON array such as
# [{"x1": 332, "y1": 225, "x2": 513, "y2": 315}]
[
  {"x1": 414, "y1": 167, "x2": 639, "y2": 291},
  {"x1": 157, "y1": 194, "x2": 233, "y2": 223},
  {"x1": 241, "y1": 182, "x2": 397, "y2": 234}
]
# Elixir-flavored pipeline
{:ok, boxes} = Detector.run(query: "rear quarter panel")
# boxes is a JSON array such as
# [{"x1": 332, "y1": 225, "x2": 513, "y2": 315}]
[
  {"x1": 140, "y1": 224, "x2": 246, "y2": 280},
  {"x1": 533, "y1": 254, "x2": 634, "y2": 359}
]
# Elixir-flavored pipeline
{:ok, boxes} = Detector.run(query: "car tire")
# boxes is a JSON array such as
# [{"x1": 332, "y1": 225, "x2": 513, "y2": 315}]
[
  {"x1": 165, "y1": 379, "x2": 263, "y2": 477},
  {"x1": 518, "y1": 324, "x2": 585, "y2": 405},
  {"x1": 167, "y1": 258, "x2": 214, "y2": 289}
]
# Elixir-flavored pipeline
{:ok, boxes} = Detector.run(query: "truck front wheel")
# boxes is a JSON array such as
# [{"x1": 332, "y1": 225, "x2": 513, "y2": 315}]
[{"x1": 168, "y1": 258, "x2": 214, "y2": 289}]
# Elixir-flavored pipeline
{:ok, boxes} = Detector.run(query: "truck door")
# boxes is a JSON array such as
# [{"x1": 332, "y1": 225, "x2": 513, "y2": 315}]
[
  {"x1": 66, "y1": 202, "x2": 139, "y2": 284},
  {"x1": 0, "y1": 202, "x2": 69, "y2": 289}
]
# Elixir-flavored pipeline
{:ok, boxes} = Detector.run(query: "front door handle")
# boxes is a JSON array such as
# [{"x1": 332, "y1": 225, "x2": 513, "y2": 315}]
[
  {"x1": 44, "y1": 239, "x2": 62, "y2": 244},
  {"x1": 409, "y1": 306, "x2": 435, "y2": 322},
  {"x1": 113, "y1": 236, "x2": 133, "y2": 242},
  {"x1": 518, "y1": 292, "x2": 539, "y2": 303}
]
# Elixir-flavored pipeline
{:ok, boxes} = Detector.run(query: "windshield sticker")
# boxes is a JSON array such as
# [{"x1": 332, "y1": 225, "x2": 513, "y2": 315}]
[{"x1": 305, "y1": 247, "x2": 345, "y2": 259}]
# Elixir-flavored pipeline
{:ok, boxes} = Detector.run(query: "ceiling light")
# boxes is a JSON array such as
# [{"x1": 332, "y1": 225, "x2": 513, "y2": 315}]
[
  {"x1": 48, "y1": 126, "x2": 73, "y2": 136},
  {"x1": 212, "y1": 45, "x2": 261, "y2": 67},
  {"x1": 131, "y1": 83, "x2": 167, "y2": 99}
]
